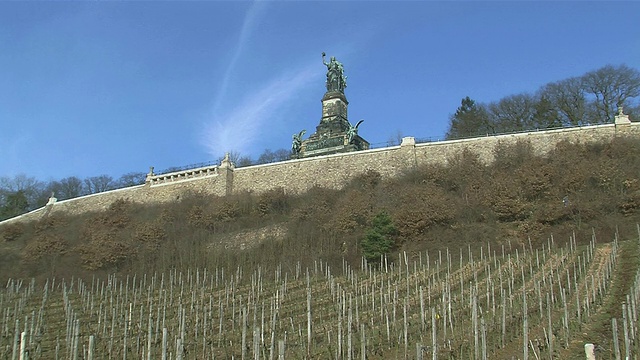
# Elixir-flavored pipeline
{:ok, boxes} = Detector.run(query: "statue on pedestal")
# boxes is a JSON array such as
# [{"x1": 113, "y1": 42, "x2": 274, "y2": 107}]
[{"x1": 322, "y1": 52, "x2": 347, "y2": 93}]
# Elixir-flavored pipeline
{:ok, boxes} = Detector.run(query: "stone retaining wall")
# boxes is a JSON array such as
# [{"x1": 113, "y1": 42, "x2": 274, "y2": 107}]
[{"x1": 2, "y1": 123, "x2": 638, "y2": 225}]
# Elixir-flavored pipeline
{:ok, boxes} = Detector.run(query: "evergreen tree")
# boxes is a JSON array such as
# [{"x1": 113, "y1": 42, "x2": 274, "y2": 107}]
[
  {"x1": 446, "y1": 97, "x2": 493, "y2": 139},
  {"x1": 0, "y1": 190, "x2": 29, "y2": 221},
  {"x1": 361, "y1": 211, "x2": 397, "y2": 262}
]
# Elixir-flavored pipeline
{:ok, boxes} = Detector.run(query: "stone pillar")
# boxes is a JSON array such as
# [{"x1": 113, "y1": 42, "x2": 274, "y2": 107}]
[
  {"x1": 615, "y1": 107, "x2": 631, "y2": 125},
  {"x1": 401, "y1": 137, "x2": 416, "y2": 147},
  {"x1": 400, "y1": 137, "x2": 418, "y2": 168},
  {"x1": 219, "y1": 153, "x2": 235, "y2": 196},
  {"x1": 46, "y1": 195, "x2": 57, "y2": 206},
  {"x1": 145, "y1": 166, "x2": 155, "y2": 186},
  {"x1": 584, "y1": 343, "x2": 595, "y2": 360},
  {"x1": 319, "y1": 91, "x2": 350, "y2": 135}
]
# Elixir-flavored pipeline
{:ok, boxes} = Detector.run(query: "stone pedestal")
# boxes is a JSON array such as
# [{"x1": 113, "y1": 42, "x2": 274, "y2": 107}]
[
  {"x1": 615, "y1": 108, "x2": 631, "y2": 125},
  {"x1": 296, "y1": 91, "x2": 369, "y2": 158}
]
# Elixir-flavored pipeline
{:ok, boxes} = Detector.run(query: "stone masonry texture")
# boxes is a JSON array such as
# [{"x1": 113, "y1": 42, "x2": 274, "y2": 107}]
[{"x1": 2, "y1": 123, "x2": 638, "y2": 225}]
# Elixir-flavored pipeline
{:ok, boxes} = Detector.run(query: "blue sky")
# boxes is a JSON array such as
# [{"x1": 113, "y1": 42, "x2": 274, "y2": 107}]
[{"x1": 1, "y1": 1, "x2": 639, "y2": 181}]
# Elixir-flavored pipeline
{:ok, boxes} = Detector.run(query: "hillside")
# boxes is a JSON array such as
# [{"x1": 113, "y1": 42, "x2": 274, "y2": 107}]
[{"x1": 1, "y1": 138, "x2": 640, "y2": 358}]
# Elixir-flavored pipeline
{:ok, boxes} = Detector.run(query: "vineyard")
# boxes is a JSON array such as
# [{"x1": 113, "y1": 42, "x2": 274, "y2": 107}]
[{"x1": 1, "y1": 227, "x2": 639, "y2": 359}]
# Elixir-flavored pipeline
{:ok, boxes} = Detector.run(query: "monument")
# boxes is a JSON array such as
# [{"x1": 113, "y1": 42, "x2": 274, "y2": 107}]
[{"x1": 291, "y1": 53, "x2": 369, "y2": 158}]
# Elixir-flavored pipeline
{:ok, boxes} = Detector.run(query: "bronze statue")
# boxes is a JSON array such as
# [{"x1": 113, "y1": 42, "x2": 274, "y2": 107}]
[
  {"x1": 322, "y1": 52, "x2": 347, "y2": 93},
  {"x1": 292, "y1": 130, "x2": 306, "y2": 155},
  {"x1": 346, "y1": 120, "x2": 364, "y2": 144}
]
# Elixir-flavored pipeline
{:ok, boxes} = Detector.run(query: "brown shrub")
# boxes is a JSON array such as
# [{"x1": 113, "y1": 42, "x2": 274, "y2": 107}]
[
  {"x1": 159, "y1": 209, "x2": 175, "y2": 224},
  {"x1": 188, "y1": 205, "x2": 207, "y2": 228},
  {"x1": 34, "y1": 215, "x2": 68, "y2": 234},
  {"x1": 88, "y1": 199, "x2": 132, "y2": 229},
  {"x1": 134, "y1": 222, "x2": 166, "y2": 248},
  {"x1": 23, "y1": 234, "x2": 68, "y2": 262},
  {"x1": 325, "y1": 190, "x2": 372, "y2": 234},
  {"x1": 534, "y1": 201, "x2": 572, "y2": 225},
  {"x1": 256, "y1": 188, "x2": 289, "y2": 216},
  {"x1": 492, "y1": 140, "x2": 536, "y2": 170},
  {"x1": 347, "y1": 170, "x2": 382, "y2": 190},
  {"x1": 214, "y1": 200, "x2": 240, "y2": 222},
  {"x1": 619, "y1": 190, "x2": 640, "y2": 215},
  {"x1": 443, "y1": 148, "x2": 486, "y2": 193},
  {"x1": 515, "y1": 158, "x2": 553, "y2": 201},
  {"x1": 391, "y1": 183, "x2": 456, "y2": 238},
  {"x1": 1, "y1": 222, "x2": 24, "y2": 242},
  {"x1": 77, "y1": 234, "x2": 134, "y2": 270}
]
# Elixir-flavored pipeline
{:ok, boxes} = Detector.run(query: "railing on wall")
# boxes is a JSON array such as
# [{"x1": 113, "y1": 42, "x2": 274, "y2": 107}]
[
  {"x1": 157, "y1": 160, "x2": 219, "y2": 175},
  {"x1": 368, "y1": 123, "x2": 613, "y2": 149},
  {"x1": 148, "y1": 165, "x2": 220, "y2": 186}
]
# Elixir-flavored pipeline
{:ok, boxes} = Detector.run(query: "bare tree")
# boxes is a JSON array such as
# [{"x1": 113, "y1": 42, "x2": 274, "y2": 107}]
[
  {"x1": 274, "y1": 149, "x2": 291, "y2": 162},
  {"x1": 116, "y1": 172, "x2": 147, "y2": 188},
  {"x1": 0, "y1": 174, "x2": 45, "y2": 209},
  {"x1": 236, "y1": 156, "x2": 254, "y2": 168},
  {"x1": 47, "y1": 176, "x2": 86, "y2": 200},
  {"x1": 532, "y1": 94, "x2": 562, "y2": 129},
  {"x1": 84, "y1": 175, "x2": 114, "y2": 194},
  {"x1": 488, "y1": 93, "x2": 537, "y2": 132},
  {"x1": 581, "y1": 64, "x2": 640, "y2": 123},
  {"x1": 540, "y1": 77, "x2": 587, "y2": 126},
  {"x1": 258, "y1": 149, "x2": 291, "y2": 164},
  {"x1": 257, "y1": 149, "x2": 277, "y2": 165}
]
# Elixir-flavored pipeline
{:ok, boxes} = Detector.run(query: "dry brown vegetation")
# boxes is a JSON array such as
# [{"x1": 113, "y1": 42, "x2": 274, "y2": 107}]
[
  {"x1": 1, "y1": 138, "x2": 640, "y2": 358},
  {"x1": 2, "y1": 138, "x2": 640, "y2": 280}
]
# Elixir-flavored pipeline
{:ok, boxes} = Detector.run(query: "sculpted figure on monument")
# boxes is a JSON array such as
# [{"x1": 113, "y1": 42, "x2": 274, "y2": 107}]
[
  {"x1": 347, "y1": 120, "x2": 364, "y2": 143},
  {"x1": 322, "y1": 52, "x2": 347, "y2": 93},
  {"x1": 292, "y1": 130, "x2": 306, "y2": 155}
]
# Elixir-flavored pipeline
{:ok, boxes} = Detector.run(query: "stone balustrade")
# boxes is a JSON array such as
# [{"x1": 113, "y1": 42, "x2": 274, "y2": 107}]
[{"x1": 147, "y1": 165, "x2": 220, "y2": 186}]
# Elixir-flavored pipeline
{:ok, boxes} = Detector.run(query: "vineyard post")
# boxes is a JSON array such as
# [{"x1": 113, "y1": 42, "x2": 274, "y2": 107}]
[
  {"x1": 481, "y1": 316, "x2": 487, "y2": 360},
  {"x1": 123, "y1": 307, "x2": 128, "y2": 360},
  {"x1": 254, "y1": 327, "x2": 260, "y2": 360},
  {"x1": 546, "y1": 293, "x2": 553, "y2": 359},
  {"x1": 360, "y1": 323, "x2": 366, "y2": 360},
  {"x1": 243, "y1": 306, "x2": 248, "y2": 360},
  {"x1": 501, "y1": 288, "x2": 506, "y2": 348},
  {"x1": 473, "y1": 293, "x2": 478, "y2": 359},
  {"x1": 420, "y1": 287, "x2": 425, "y2": 331},
  {"x1": 584, "y1": 343, "x2": 595, "y2": 360},
  {"x1": 19, "y1": 331, "x2": 25, "y2": 360},
  {"x1": 627, "y1": 294, "x2": 636, "y2": 345},
  {"x1": 432, "y1": 307, "x2": 437, "y2": 360},
  {"x1": 88, "y1": 335, "x2": 94, "y2": 360},
  {"x1": 307, "y1": 282, "x2": 312, "y2": 358},
  {"x1": 146, "y1": 306, "x2": 153, "y2": 360},
  {"x1": 403, "y1": 299, "x2": 408, "y2": 357},
  {"x1": 161, "y1": 328, "x2": 167, "y2": 360},
  {"x1": 176, "y1": 338, "x2": 183, "y2": 360},
  {"x1": 278, "y1": 339, "x2": 285, "y2": 360},
  {"x1": 348, "y1": 294, "x2": 353, "y2": 360},
  {"x1": 523, "y1": 288, "x2": 528, "y2": 360},
  {"x1": 11, "y1": 319, "x2": 18, "y2": 360},
  {"x1": 622, "y1": 303, "x2": 630, "y2": 360},
  {"x1": 562, "y1": 287, "x2": 569, "y2": 348},
  {"x1": 73, "y1": 319, "x2": 79, "y2": 360},
  {"x1": 338, "y1": 300, "x2": 342, "y2": 359},
  {"x1": 612, "y1": 318, "x2": 621, "y2": 360}
]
